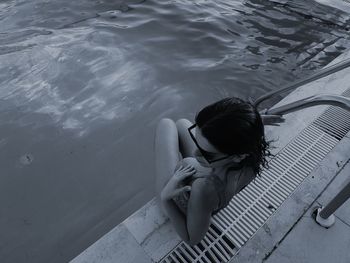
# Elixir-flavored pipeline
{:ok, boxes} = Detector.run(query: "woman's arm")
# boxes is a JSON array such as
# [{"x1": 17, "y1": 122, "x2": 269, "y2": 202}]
[
  {"x1": 186, "y1": 178, "x2": 218, "y2": 246},
  {"x1": 160, "y1": 165, "x2": 195, "y2": 243},
  {"x1": 161, "y1": 196, "x2": 190, "y2": 242},
  {"x1": 161, "y1": 165, "x2": 217, "y2": 246}
]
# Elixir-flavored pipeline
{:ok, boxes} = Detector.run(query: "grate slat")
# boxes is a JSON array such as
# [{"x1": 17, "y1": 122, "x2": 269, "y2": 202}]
[
  {"x1": 178, "y1": 245, "x2": 194, "y2": 262},
  {"x1": 170, "y1": 253, "x2": 181, "y2": 263},
  {"x1": 206, "y1": 230, "x2": 229, "y2": 261},
  {"x1": 174, "y1": 250, "x2": 189, "y2": 263},
  {"x1": 180, "y1": 244, "x2": 196, "y2": 261},
  {"x1": 227, "y1": 228, "x2": 246, "y2": 246}
]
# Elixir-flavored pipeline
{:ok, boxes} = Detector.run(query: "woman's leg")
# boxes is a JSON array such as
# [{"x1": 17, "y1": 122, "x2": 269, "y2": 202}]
[
  {"x1": 176, "y1": 118, "x2": 197, "y2": 158},
  {"x1": 155, "y1": 118, "x2": 180, "y2": 204}
]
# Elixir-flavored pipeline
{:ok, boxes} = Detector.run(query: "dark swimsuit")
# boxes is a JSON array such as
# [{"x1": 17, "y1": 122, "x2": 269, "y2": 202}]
[{"x1": 173, "y1": 163, "x2": 249, "y2": 215}]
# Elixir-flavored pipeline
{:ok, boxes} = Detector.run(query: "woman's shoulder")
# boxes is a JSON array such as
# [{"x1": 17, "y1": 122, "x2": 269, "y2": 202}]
[
  {"x1": 192, "y1": 176, "x2": 217, "y2": 193},
  {"x1": 190, "y1": 176, "x2": 219, "y2": 210},
  {"x1": 179, "y1": 157, "x2": 212, "y2": 175},
  {"x1": 173, "y1": 158, "x2": 198, "y2": 174},
  {"x1": 179, "y1": 157, "x2": 198, "y2": 167}
]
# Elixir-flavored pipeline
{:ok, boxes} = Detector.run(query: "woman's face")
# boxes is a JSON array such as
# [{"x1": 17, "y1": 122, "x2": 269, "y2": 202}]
[
  {"x1": 194, "y1": 127, "x2": 234, "y2": 168},
  {"x1": 194, "y1": 127, "x2": 248, "y2": 168}
]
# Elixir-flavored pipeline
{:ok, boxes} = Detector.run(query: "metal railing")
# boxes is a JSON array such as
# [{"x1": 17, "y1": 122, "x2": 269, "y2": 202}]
[
  {"x1": 262, "y1": 93, "x2": 350, "y2": 228},
  {"x1": 314, "y1": 178, "x2": 350, "y2": 228},
  {"x1": 254, "y1": 57, "x2": 350, "y2": 110},
  {"x1": 254, "y1": 58, "x2": 350, "y2": 229},
  {"x1": 263, "y1": 94, "x2": 350, "y2": 115}
]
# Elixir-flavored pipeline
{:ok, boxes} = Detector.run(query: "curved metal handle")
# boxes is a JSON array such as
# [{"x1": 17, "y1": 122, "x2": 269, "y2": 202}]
[
  {"x1": 254, "y1": 58, "x2": 350, "y2": 109},
  {"x1": 265, "y1": 94, "x2": 350, "y2": 115}
]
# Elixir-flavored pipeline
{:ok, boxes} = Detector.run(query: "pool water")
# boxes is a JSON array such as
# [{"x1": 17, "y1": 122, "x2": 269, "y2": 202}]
[{"x1": 0, "y1": 0, "x2": 349, "y2": 262}]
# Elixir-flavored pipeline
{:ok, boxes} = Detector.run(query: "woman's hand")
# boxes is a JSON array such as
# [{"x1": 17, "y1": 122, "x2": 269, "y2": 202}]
[
  {"x1": 260, "y1": 109, "x2": 285, "y2": 126},
  {"x1": 161, "y1": 165, "x2": 196, "y2": 201}
]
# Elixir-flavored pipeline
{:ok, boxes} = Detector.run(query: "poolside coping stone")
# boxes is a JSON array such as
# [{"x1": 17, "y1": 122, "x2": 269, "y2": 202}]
[
  {"x1": 123, "y1": 199, "x2": 182, "y2": 262},
  {"x1": 70, "y1": 223, "x2": 152, "y2": 263}
]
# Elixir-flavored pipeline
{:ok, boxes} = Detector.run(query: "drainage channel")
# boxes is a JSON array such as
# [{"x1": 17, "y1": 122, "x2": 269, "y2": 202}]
[{"x1": 160, "y1": 88, "x2": 350, "y2": 263}]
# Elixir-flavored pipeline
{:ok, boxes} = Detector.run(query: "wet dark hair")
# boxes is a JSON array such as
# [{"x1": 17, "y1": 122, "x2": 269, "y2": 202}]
[{"x1": 195, "y1": 97, "x2": 272, "y2": 177}]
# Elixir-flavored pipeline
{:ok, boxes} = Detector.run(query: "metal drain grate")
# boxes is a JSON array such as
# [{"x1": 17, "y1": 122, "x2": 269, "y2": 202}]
[
  {"x1": 313, "y1": 89, "x2": 350, "y2": 140},
  {"x1": 161, "y1": 225, "x2": 236, "y2": 263},
  {"x1": 160, "y1": 88, "x2": 350, "y2": 263}
]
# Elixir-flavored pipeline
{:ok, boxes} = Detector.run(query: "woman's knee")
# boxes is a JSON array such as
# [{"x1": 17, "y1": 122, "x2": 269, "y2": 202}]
[
  {"x1": 175, "y1": 118, "x2": 193, "y2": 130},
  {"x1": 155, "y1": 118, "x2": 178, "y2": 145},
  {"x1": 157, "y1": 118, "x2": 176, "y2": 131}
]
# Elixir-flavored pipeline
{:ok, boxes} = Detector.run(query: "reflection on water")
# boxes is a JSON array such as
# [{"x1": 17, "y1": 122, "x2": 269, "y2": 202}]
[{"x1": 0, "y1": 0, "x2": 349, "y2": 262}]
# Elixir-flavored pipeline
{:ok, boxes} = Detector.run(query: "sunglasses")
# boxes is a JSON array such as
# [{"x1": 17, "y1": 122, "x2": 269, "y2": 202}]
[{"x1": 187, "y1": 124, "x2": 231, "y2": 164}]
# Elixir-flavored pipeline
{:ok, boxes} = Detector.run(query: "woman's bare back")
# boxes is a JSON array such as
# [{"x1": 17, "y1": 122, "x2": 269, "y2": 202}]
[{"x1": 174, "y1": 157, "x2": 253, "y2": 214}]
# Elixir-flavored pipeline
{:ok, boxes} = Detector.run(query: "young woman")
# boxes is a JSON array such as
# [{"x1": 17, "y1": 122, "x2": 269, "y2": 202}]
[{"x1": 154, "y1": 97, "x2": 284, "y2": 246}]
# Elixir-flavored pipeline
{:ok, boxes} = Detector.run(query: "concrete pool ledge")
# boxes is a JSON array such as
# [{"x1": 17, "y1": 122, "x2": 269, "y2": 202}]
[{"x1": 71, "y1": 49, "x2": 350, "y2": 263}]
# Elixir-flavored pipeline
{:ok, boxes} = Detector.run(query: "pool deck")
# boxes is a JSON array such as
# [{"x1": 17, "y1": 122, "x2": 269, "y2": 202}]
[
  {"x1": 251, "y1": 159, "x2": 350, "y2": 263},
  {"x1": 70, "y1": 49, "x2": 350, "y2": 263}
]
